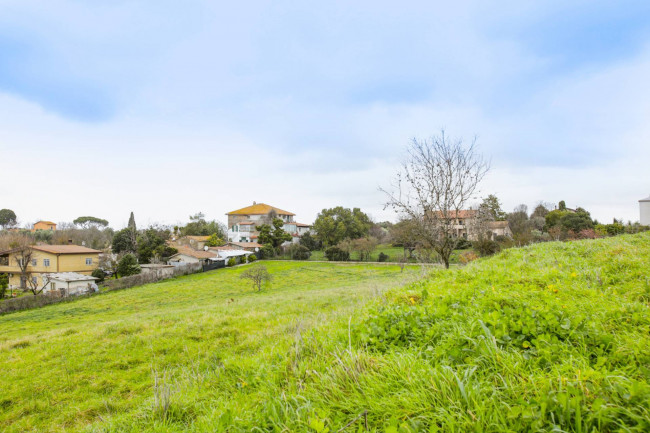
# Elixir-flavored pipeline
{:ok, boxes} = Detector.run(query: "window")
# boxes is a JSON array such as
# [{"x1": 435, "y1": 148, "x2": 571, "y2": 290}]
[
  {"x1": 86, "y1": 258, "x2": 93, "y2": 265},
  {"x1": 31, "y1": 259, "x2": 37, "y2": 266},
  {"x1": 32, "y1": 276, "x2": 38, "y2": 284},
  {"x1": 44, "y1": 259, "x2": 50, "y2": 267},
  {"x1": 50, "y1": 282, "x2": 56, "y2": 290}
]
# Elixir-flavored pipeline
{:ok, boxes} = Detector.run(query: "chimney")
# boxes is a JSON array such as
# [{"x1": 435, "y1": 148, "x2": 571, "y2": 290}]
[
  {"x1": 68, "y1": 239, "x2": 73, "y2": 245},
  {"x1": 253, "y1": 201, "x2": 256, "y2": 205}
]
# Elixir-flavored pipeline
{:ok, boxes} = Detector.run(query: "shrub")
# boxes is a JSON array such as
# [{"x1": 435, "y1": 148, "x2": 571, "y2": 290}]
[
  {"x1": 91, "y1": 268, "x2": 106, "y2": 283},
  {"x1": 227, "y1": 258, "x2": 236, "y2": 267},
  {"x1": 117, "y1": 253, "x2": 141, "y2": 277},
  {"x1": 473, "y1": 238, "x2": 500, "y2": 256},
  {"x1": 378, "y1": 252, "x2": 389, "y2": 262},
  {"x1": 459, "y1": 250, "x2": 479, "y2": 264},
  {"x1": 0, "y1": 273, "x2": 7, "y2": 299},
  {"x1": 455, "y1": 239, "x2": 472, "y2": 250},
  {"x1": 287, "y1": 244, "x2": 311, "y2": 260},
  {"x1": 259, "y1": 244, "x2": 276, "y2": 259},
  {"x1": 247, "y1": 254, "x2": 257, "y2": 263},
  {"x1": 325, "y1": 246, "x2": 350, "y2": 261}
]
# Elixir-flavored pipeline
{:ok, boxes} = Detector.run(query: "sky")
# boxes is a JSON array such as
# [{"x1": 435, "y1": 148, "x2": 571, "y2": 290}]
[{"x1": 1, "y1": 0, "x2": 650, "y2": 229}]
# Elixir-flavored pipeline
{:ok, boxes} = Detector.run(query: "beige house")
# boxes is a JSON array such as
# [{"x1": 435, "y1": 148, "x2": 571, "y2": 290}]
[
  {"x1": 431, "y1": 210, "x2": 512, "y2": 241},
  {"x1": 173, "y1": 235, "x2": 211, "y2": 250},
  {"x1": 0, "y1": 244, "x2": 101, "y2": 289},
  {"x1": 486, "y1": 221, "x2": 513, "y2": 240},
  {"x1": 32, "y1": 220, "x2": 57, "y2": 232}
]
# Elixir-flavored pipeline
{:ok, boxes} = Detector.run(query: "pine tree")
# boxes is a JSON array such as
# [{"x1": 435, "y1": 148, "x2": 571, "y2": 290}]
[{"x1": 128, "y1": 212, "x2": 136, "y2": 232}]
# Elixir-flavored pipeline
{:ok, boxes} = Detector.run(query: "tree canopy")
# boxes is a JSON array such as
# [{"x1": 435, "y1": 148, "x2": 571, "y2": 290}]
[
  {"x1": 112, "y1": 228, "x2": 137, "y2": 254},
  {"x1": 180, "y1": 212, "x2": 226, "y2": 239},
  {"x1": 478, "y1": 194, "x2": 506, "y2": 221},
  {"x1": 256, "y1": 218, "x2": 292, "y2": 248},
  {"x1": 312, "y1": 207, "x2": 372, "y2": 247},
  {"x1": 0, "y1": 209, "x2": 17, "y2": 229},
  {"x1": 136, "y1": 227, "x2": 177, "y2": 264},
  {"x1": 73, "y1": 216, "x2": 109, "y2": 229}
]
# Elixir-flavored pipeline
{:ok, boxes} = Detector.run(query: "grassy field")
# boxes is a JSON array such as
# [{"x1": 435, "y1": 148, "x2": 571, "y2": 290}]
[
  {"x1": 0, "y1": 262, "x2": 420, "y2": 432},
  {"x1": 2, "y1": 233, "x2": 650, "y2": 432}
]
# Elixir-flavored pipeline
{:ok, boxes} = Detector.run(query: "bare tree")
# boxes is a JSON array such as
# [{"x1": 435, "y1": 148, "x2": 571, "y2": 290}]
[
  {"x1": 382, "y1": 132, "x2": 489, "y2": 268},
  {"x1": 25, "y1": 273, "x2": 51, "y2": 296},
  {"x1": 10, "y1": 241, "x2": 50, "y2": 295},
  {"x1": 240, "y1": 265, "x2": 272, "y2": 292}
]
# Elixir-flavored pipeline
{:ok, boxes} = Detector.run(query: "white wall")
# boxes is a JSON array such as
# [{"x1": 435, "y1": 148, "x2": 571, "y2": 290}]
[{"x1": 640, "y1": 200, "x2": 650, "y2": 225}]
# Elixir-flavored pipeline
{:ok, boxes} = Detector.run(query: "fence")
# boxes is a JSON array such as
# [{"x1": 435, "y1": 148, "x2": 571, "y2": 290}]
[{"x1": 103, "y1": 262, "x2": 203, "y2": 291}]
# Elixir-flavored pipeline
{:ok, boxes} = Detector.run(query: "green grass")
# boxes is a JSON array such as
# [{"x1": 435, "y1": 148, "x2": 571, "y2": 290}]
[
  {"x1": 0, "y1": 262, "x2": 419, "y2": 432},
  {"x1": 2, "y1": 233, "x2": 650, "y2": 432}
]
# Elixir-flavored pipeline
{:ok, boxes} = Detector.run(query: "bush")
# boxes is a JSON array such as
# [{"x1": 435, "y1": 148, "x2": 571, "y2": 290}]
[
  {"x1": 287, "y1": 244, "x2": 311, "y2": 260},
  {"x1": 117, "y1": 253, "x2": 141, "y2": 277},
  {"x1": 259, "y1": 244, "x2": 276, "y2": 259},
  {"x1": 91, "y1": 268, "x2": 106, "y2": 283},
  {"x1": 247, "y1": 254, "x2": 257, "y2": 263},
  {"x1": 378, "y1": 252, "x2": 389, "y2": 262},
  {"x1": 459, "y1": 250, "x2": 479, "y2": 264},
  {"x1": 455, "y1": 239, "x2": 473, "y2": 250},
  {"x1": 325, "y1": 246, "x2": 350, "y2": 261},
  {"x1": 227, "y1": 258, "x2": 236, "y2": 267},
  {"x1": 473, "y1": 238, "x2": 500, "y2": 256}
]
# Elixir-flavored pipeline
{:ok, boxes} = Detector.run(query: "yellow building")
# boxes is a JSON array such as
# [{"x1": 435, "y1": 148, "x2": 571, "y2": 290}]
[
  {"x1": 0, "y1": 244, "x2": 101, "y2": 289},
  {"x1": 32, "y1": 220, "x2": 57, "y2": 232}
]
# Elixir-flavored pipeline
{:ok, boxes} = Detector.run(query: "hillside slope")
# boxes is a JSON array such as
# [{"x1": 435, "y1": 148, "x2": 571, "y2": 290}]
[
  {"x1": 0, "y1": 262, "x2": 417, "y2": 433},
  {"x1": 307, "y1": 233, "x2": 650, "y2": 432},
  {"x1": 1, "y1": 234, "x2": 649, "y2": 432}
]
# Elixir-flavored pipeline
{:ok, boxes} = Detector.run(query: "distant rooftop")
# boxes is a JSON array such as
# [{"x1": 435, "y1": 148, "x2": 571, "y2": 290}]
[{"x1": 226, "y1": 202, "x2": 295, "y2": 216}]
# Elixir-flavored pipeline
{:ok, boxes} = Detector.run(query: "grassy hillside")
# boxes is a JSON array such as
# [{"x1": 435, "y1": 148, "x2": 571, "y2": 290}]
[
  {"x1": 2, "y1": 233, "x2": 649, "y2": 432},
  {"x1": 0, "y1": 262, "x2": 418, "y2": 432}
]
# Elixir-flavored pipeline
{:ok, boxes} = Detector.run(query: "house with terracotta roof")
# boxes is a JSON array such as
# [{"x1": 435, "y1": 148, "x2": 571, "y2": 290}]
[
  {"x1": 226, "y1": 202, "x2": 311, "y2": 243},
  {"x1": 430, "y1": 209, "x2": 512, "y2": 241},
  {"x1": 0, "y1": 244, "x2": 101, "y2": 289},
  {"x1": 32, "y1": 220, "x2": 57, "y2": 232}
]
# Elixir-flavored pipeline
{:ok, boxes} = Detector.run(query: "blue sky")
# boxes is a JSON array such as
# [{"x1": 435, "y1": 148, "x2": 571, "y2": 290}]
[{"x1": 1, "y1": 0, "x2": 649, "y2": 227}]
